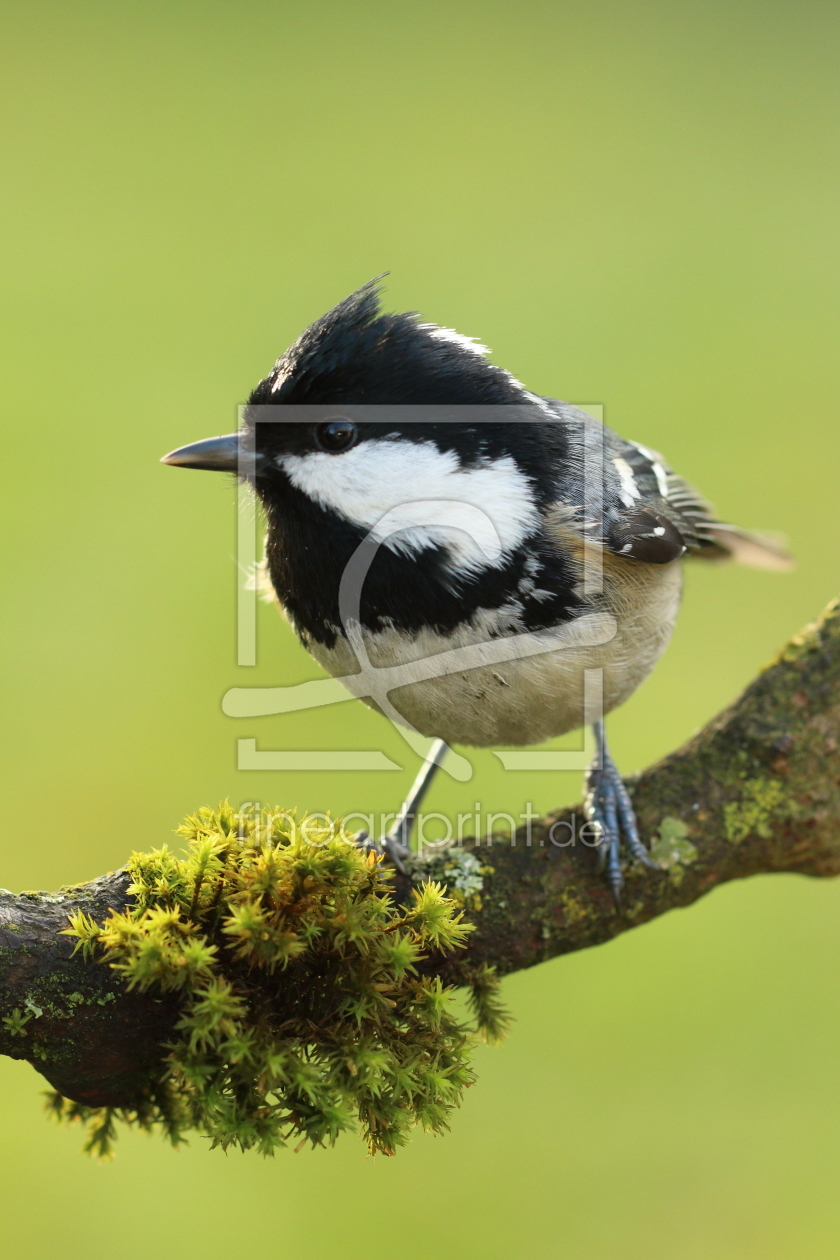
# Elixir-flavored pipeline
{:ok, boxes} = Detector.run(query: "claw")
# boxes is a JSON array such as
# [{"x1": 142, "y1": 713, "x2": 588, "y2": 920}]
[
  {"x1": 354, "y1": 829, "x2": 410, "y2": 876},
  {"x1": 607, "y1": 866, "x2": 623, "y2": 910},
  {"x1": 584, "y1": 720, "x2": 660, "y2": 903},
  {"x1": 381, "y1": 837, "x2": 410, "y2": 876}
]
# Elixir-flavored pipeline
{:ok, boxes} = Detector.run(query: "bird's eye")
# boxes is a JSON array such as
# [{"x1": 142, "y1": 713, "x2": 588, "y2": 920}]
[{"x1": 314, "y1": 419, "x2": 359, "y2": 453}]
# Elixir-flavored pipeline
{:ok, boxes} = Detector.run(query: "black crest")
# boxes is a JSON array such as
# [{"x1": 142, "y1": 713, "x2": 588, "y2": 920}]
[{"x1": 248, "y1": 278, "x2": 528, "y2": 407}]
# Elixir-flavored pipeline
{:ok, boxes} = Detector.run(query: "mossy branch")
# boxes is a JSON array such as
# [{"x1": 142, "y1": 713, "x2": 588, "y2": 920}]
[{"x1": 1, "y1": 597, "x2": 839, "y2": 1154}]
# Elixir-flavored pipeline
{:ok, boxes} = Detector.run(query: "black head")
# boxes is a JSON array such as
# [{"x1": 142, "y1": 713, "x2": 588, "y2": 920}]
[
  {"x1": 238, "y1": 279, "x2": 565, "y2": 499},
  {"x1": 161, "y1": 281, "x2": 579, "y2": 648}
]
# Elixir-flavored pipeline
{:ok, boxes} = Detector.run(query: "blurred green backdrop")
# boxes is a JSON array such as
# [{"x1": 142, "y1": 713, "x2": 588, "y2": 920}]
[{"x1": 1, "y1": 1, "x2": 839, "y2": 1256}]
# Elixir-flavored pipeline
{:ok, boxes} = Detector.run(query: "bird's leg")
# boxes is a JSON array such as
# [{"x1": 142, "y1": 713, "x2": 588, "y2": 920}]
[
  {"x1": 584, "y1": 719, "x2": 658, "y2": 905},
  {"x1": 356, "y1": 739, "x2": 449, "y2": 874}
]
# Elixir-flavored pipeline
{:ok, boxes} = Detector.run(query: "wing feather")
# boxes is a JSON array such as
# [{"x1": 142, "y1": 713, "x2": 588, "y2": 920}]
[{"x1": 611, "y1": 439, "x2": 793, "y2": 569}]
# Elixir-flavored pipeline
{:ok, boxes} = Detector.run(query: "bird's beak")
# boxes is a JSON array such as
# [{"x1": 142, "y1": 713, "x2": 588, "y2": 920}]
[{"x1": 160, "y1": 433, "x2": 245, "y2": 473}]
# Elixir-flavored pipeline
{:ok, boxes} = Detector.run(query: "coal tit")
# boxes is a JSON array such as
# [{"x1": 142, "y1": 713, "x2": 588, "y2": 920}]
[{"x1": 163, "y1": 279, "x2": 790, "y2": 899}]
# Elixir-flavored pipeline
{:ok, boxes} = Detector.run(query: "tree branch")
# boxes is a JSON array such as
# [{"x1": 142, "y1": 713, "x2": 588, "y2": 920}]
[{"x1": 2, "y1": 598, "x2": 839, "y2": 1109}]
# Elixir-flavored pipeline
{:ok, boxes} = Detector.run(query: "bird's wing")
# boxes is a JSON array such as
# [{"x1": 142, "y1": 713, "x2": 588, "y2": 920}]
[{"x1": 605, "y1": 438, "x2": 793, "y2": 569}]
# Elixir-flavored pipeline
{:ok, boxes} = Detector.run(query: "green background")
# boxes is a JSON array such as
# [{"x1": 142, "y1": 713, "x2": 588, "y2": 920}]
[{"x1": 1, "y1": 1, "x2": 839, "y2": 1255}]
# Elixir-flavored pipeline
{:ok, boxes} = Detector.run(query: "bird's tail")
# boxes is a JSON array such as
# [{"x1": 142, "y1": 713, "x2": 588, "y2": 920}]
[{"x1": 694, "y1": 524, "x2": 793, "y2": 570}]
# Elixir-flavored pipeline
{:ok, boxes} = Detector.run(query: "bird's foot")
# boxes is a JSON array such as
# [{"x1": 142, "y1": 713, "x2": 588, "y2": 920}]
[
  {"x1": 584, "y1": 745, "x2": 658, "y2": 906},
  {"x1": 354, "y1": 830, "x2": 411, "y2": 876}
]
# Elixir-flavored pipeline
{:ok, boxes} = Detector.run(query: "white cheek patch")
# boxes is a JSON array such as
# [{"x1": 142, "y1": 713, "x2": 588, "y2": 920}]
[
  {"x1": 280, "y1": 439, "x2": 539, "y2": 573},
  {"x1": 369, "y1": 499, "x2": 506, "y2": 567}
]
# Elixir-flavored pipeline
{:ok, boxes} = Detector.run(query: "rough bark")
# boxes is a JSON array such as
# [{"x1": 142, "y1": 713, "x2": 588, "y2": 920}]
[{"x1": 2, "y1": 598, "x2": 839, "y2": 1107}]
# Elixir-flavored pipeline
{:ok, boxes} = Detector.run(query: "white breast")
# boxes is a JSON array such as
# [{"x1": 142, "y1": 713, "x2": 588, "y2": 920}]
[{"x1": 299, "y1": 555, "x2": 683, "y2": 747}]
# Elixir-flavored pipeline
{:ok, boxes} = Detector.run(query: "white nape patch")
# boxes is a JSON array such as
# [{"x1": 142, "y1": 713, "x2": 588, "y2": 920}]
[
  {"x1": 522, "y1": 390, "x2": 556, "y2": 417},
  {"x1": 269, "y1": 363, "x2": 291, "y2": 394},
  {"x1": 612, "y1": 456, "x2": 641, "y2": 508},
  {"x1": 421, "y1": 321, "x2": 546, "y2": 408},
  {"x1": 418, "y1": 323, "x2": 491, "y2": 358},
  {"x1": 280, "y1": 439, "x2": 539, "y2": 573},
  {"x1": 629, "y1": 441, "x2": 670, "y2": 499}
]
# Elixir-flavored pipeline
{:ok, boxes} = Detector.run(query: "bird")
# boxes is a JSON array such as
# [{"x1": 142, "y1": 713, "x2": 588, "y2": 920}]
[{"x1": 162, "y1": 278, "x2": 790, "y2": 901}]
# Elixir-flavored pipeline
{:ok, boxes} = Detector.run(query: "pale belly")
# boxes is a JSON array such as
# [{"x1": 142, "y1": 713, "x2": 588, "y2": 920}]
[{"x1": 298, "y1": 558, "x2": 683, "y2": 747}]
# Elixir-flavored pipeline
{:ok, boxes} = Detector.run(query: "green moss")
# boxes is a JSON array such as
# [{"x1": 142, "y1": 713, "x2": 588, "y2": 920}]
[
  {"x1": 650, "y1": 817, "x2": 698, "y2": 869},
  {"x1": 558, "y1": 889, "x2": 590, "y2": 927},
  {"x1": 2, "y1": 1008, "x2": 32, "y2": 1037},
  {"x1": 723, "y1": 779, "x2": 787, "y2": 844},
  {"x1": 56, "y1": 803, "x2": 501, "y2": 1159},
  {"x1": 463, "y1": 963, "x2": 512, "y2": 1045},
  {"x1": 774, "y1": 598, "x2": 840, "y2": 666}
]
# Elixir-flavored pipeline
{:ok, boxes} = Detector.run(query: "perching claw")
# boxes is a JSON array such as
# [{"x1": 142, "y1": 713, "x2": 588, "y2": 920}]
[{"x1": 585, "y1": 719, "x2": 659, "y2": 906}]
